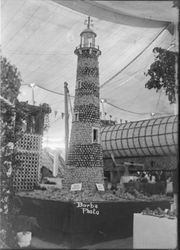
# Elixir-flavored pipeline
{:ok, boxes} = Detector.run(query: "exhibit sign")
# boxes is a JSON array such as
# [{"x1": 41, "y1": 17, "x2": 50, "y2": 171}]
[
  {"x1": 96, "y1": 183, "x2": 105, "y2": 191},
  {"x1": 70, "y1": 183, "x2": 82, "y2": 191}
]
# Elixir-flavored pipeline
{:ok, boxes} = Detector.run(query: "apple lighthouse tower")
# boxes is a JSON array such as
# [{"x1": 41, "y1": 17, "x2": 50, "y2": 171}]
[{"x1": 65, "y1": 17, "x2": 104, "y2": 190}]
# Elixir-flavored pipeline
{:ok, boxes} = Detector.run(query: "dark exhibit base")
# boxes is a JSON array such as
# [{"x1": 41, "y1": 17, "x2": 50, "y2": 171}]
[{"x1": 18, "y1": 196, "x2": 170, "y2": 248}]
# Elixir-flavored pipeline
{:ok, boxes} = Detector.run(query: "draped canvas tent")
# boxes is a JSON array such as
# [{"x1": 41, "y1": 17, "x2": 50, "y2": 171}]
[{"x1": 1, "y1": 0, "x2": 178, "y2": 152}]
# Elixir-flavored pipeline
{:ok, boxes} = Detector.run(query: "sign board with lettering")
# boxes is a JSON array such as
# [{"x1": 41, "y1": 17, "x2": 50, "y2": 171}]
[
  {"x1": 96, "y1": 183, "x2": 105, "y2": 191},
  {"x1": 76, "y1": 202, "x2": 100, "y2": 215},
  {"x1": 70, "y1": 183, "x2": 82, "y2": 191}
]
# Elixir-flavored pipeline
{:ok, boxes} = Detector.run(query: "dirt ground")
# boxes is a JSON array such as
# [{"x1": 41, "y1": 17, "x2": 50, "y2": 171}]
[{"x1": 31, "y1": 236, "x2": 133, "y2": 249}]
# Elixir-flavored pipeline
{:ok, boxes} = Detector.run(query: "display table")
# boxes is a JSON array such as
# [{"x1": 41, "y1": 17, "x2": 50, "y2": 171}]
[
  {"x1": 17, "y1": 196, "x2": 170, "y2": 248},
  {"x1": 133, "y1": 213, "x2": 177, "y2": 249}
]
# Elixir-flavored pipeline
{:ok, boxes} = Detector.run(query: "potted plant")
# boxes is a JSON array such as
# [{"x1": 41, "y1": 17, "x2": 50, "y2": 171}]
[{"x1": 12, "y1": 215, "x2": 39, "y2": 248}]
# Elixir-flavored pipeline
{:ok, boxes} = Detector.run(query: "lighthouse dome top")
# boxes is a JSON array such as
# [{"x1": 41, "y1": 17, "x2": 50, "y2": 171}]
[
  {"x1": 80, "y1": 28, "x2": 97, "y2": 38},
  {"x1": 79, "y1": 16, "x2": 98, "y2": 48}
]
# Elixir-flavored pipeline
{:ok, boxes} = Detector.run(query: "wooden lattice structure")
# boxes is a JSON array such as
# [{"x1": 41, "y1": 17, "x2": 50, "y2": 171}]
[
  {"x1": 13, "y1": 134, "x2": 42, "y2": 191},
  {"x1": 13, "y1": 103, "x2": 51, "y2": 191}
]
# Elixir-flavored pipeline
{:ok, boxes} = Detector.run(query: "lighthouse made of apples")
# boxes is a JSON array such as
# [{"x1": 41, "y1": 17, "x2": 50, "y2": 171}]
[{"x1": 65, "y1": 17, "x2": 104, "y2": 190}]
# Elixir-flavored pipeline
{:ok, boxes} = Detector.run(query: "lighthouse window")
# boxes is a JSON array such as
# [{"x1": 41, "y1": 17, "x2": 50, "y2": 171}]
[
  {"x1": 78, "y1": 80, "x2": 82, "y2": 88},
  {"x1": 92, "y1": 128, "x2": 99, "y2": 143},
  {"x1": 74, "y1": 112, "x2": 79, "y2": 122}
]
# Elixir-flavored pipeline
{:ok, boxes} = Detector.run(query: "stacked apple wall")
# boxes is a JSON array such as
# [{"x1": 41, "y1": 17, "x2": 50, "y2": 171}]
[
  {"x1": 13, "y1": 133, "x2": 42, "y2": 191},
  {"x1": 65, "y1": 48, "x2": 104, "y2": 190}
]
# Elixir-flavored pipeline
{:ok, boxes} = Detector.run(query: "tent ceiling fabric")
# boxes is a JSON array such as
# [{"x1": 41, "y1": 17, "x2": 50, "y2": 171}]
[
  {"x1": 52, "y1": 0, "x2": 169, "y2": 27},
  {"x1": 1, "y1": 0, "x2": 178, "y2": 150},
  {"x1": 92, "y1": 1, "x2": 178, "y2": 22}
]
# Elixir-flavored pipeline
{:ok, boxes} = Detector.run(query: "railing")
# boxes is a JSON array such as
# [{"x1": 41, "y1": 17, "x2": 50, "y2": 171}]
[{"x1": 75, "y1": 44, "x2": 99, "y2": 50}]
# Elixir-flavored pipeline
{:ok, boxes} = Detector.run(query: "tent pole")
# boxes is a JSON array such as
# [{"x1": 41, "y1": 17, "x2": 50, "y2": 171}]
[{"x1": 64, "y1": 82, "x2": 69, "y2": 163}]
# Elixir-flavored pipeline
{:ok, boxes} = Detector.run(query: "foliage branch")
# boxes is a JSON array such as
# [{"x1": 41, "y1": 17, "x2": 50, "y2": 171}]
[
  {"x1": 1, "y1": 56, "x2": 51, "y2": 246},
  {"x1": 145, "y1": 47, "x2": 178, "y2": 104},
  {"x1": 0, "y1": 56, "x2": 26, "y2": 246}
]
